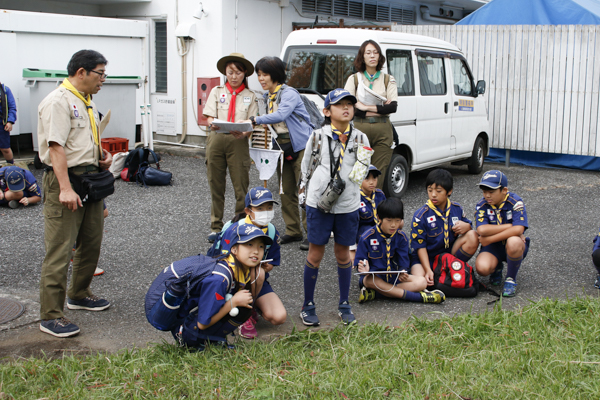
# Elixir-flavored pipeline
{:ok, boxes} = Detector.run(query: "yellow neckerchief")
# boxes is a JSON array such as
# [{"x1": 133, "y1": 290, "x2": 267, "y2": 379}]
[
  {"x1": 244, "y1": 215, "x2": 268, "y2": 234},
  {"x1": 427, "y1": 199, "x2": 452, "y2": 248},
  {"x1": 376, "y1": 224, "x2": 396, "y2": 272},
  {"x1": 360, "y1": 188, "x2": 379, "y2": 224},
  {"x1": 268, "y1": 84, "x2": 282, "y2": 113},
  {"x1": 490, "y1": 193, "x2": 510, "y2": 225},
  {"x1": 224, "y1": 254, "x2": 250, "y2": 287},
  {"x1": 331, "y1": 123, "x2": 350, "y2": 174},
  {"x1": 60, "y1": 78, "x2": 100, "y2": 150}
]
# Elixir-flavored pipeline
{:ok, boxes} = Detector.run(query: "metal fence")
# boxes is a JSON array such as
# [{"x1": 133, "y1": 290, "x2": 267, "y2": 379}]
[{"x1": 394, "y1": 24, "x2": 600, "y2": 157}]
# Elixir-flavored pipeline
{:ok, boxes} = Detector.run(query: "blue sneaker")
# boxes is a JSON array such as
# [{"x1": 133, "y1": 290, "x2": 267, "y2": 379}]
[
  {"x1": 595, "y1": 274, "x2": 600, "y2": 289},
  {"x1": 502, "y1": 278, "x2": 517, "y2": 297},
  {"x1": 67, "y1": 295, "x2": 110, "y2": 311},
  {"x1": 489, "y1": 263, "x2": 503, "y2": 286},
  {"x1": 40, "y1": 317, "x2": 80, "y2": 338},
  {"x1": 300, "y1": 302, "x2": 320, "y2": 326},
  {"x1": 338, "y1": 301, "x2": 356, "y2": 325}
]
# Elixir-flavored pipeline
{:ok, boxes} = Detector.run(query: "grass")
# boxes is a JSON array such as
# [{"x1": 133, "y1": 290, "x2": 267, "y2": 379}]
[{"x1": 2, "y1": 296, "x2": 600, "y2": 399}]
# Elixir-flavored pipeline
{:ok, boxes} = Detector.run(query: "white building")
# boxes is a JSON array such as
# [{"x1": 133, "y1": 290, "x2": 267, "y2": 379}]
[{"x1": 0, "y1": 0, "x2": 487, "y2": 150}]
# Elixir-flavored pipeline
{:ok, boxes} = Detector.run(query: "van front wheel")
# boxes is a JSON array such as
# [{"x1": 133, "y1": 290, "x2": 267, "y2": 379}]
[
  {"x1": 384, "y1": 154, "x2": 409, "y2": 199},
  {"x1": 468, "y1": 137, "x2": 485, "y2": 174}
]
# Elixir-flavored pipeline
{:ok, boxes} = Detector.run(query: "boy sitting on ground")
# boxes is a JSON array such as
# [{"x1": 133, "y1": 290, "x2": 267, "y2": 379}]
[
  {"x1": 411, "y1": 169, "x2": 479, "y2": 287},
  {"x1": 474, "y1": 170, "x2": 529, "y2": 297},
  {"x1": 356, "y1": 198, "x2": 445, "y2": 304},
  {"x1": 0, "y1": 165, "x2": 41, "y2": 208}
]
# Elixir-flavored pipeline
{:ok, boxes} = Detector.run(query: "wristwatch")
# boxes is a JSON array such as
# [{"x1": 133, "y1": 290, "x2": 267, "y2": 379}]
[{"x1": 250, "y1": 116, "x2": 256, "y2": 125}]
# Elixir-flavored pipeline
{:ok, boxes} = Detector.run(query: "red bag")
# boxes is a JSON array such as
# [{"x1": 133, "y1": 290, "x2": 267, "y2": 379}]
[
  {"x1": 120, "y1": 168, "x2": 130, "y2": 182},
  {"x1": 431, "y1": 253, "x2": 478, "y2": 297}
]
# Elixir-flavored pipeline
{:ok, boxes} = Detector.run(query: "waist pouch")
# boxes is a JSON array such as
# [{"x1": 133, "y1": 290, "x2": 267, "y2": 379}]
[
  {"x1": 68, "y1": 169, "x2": 115, "y2": 203},
  {"x1": 276, "y1": 141, "x2": 300, "y2": 161}
]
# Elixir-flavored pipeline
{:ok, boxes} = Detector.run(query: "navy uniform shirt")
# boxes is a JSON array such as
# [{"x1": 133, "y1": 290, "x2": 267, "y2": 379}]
[
  {"x1": 411, "y1": 201, "x2": 472, "y2": 263},
  {"x1": 354, "y1": 227, "x2": 410, "y2": 283},
  {"x1": 474, "y1": 192, "x2": 528, "y2": 233},
  {"x1": 357, "y1": 189, "x2": 386, "y2": 242},
  {"x1": 0, "y1": 167, "x2": 41, "y2": 205}
]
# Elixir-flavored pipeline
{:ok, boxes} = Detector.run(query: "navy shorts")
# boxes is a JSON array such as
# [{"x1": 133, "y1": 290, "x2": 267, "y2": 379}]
[
  {"x1": 257, "y1": 272, "x2": 274, "y2": 298},
  {"x1": 0, "y1": 127, "x2": 9, "y2": 149},
  {"x1": 306, "y1": 206, "x2": 359, "y2": 246},
  {"x1": 480, "y1": 237, "x2": 530, "y2": 263}
]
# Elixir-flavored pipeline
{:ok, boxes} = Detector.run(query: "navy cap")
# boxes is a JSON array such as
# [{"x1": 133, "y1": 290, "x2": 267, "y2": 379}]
[
  {"x1": 478, "y1": 170, "x2": 507, "y2": 189},
  {"x1": 229, "y1": 224, "x2": 274, "y2": 247},
  {"x1": 367, "y1": 164, "x2": 381, "y2": 178},
  {"x1": 245, "y1": 187, "x2": 278, "y2": 208},
  {"x1": 324, "y1": 88, "x2": 357, "y2": 108},
  {"x1": 4, "y1": 167, "x2": 25, "y2": 191}
]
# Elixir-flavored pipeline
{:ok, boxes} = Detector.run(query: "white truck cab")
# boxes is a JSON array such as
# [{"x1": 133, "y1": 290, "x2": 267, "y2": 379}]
[{"x1": 281, "y1": 29, "x2": 490, "y2": 198}]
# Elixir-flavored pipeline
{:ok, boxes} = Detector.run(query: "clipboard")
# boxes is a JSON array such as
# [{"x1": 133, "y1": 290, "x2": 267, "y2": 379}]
[
  {"x1": 354, "y1": 270, "x2": 408, "y2": 276},
  {"x1": 212, "y1": 119, "x2": 253, "y2": 133}
]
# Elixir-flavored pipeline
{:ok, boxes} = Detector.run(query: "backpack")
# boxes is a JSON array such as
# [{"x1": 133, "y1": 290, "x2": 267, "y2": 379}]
[
  {"x1": 431, "y1": 253, "x2": 479, "y2": 298},
  {"x1": 275, "y1": 85, "x2": 324, "y2": 129},
  {"x1": 123, "y1": 148, "x2": 161, "y2": 182},
  {"x1": 207, "y1": 219, "x2": 276, "y2": 258},
  {"x1": 144, "y1": 254, "x2": 232, "y2": 331}
]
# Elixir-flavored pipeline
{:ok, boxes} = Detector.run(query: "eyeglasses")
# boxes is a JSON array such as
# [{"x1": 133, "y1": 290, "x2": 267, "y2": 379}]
[
  {"x1": 365, "y1": 51, "x2": 379, "y2": 56},
  {"x1": 90, "y1": 70, "x2": 108, "y2": 79}
]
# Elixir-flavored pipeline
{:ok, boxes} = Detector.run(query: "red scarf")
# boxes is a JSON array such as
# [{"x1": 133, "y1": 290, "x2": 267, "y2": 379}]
[{"x1": 225, "y1": 82, "x2": 245, "y2": 122}]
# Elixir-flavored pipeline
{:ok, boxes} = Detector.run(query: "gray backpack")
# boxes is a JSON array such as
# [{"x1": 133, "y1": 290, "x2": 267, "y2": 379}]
[{"x1": 276, "y1": 85, "x2": 324, "y2": 129}]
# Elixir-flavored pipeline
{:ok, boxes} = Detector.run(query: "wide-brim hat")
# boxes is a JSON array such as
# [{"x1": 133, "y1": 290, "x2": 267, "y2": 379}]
[{"x1": 217, "y1": 53, "x2": 254, "y2": 77}]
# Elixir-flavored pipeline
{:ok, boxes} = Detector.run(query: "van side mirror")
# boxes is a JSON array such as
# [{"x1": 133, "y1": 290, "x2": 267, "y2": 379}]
[{"x1": 476, "y1": 80, "x2": 486, "y2": 95}]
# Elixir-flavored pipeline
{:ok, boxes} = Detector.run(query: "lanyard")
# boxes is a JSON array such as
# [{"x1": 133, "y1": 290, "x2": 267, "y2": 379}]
[{"x1": 427, "y1": 199, "x2": 452, "y2": 248}]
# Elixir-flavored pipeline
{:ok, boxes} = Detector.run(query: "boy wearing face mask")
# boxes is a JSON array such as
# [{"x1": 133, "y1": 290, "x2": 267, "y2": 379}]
[{"x1": 218, "y1": 187, "x2": 287, "y2": 339}]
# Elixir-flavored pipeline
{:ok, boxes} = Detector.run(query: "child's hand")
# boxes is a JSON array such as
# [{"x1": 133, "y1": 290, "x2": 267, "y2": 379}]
[
  {"x1": 425, "y1": 270, "x2": 434, "y2": 286},
  {"x1": 262, "y1": 263, "x2": 274, "y2": 273},
  {"x1": 357, "y1": 259, "x2": 370, "y2": 273},
  {"x1": 399, "y1": 271, "x2": 409, "y2": 282},
  {"x1": 452, "y1": 221, "x2": 470, "y2": 235},
  {"x1": 398, "y1": 220, "x2": 404, "y2": 231},
  {"x1": 232, "y1": 289, "x2": 253, "y2": 309},
  {"x1": 479, "y1": 235, "x2": 494, "y2": 247}
]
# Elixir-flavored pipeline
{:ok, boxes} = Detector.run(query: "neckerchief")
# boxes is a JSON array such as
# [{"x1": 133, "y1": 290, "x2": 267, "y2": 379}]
[
  {"x1": 427, "y1": 199, "x2": 452, "y2": 248},
  {"x1": 490, "y1": 193, "x2": 509, "y2": 225},
  {"x1": 60, "y1": 78, "x2": 101, "y2": 154},
  {"x1": 224, "y1": 254, "x2": 250, "y2": 287},
  {"x1": 225, "y1": 82, "x2": 245, "y2": 122},
  {"x1": 331, "y1": 123, "x2": 350, "y2": 176},
  {"x1": 268, "y1": 84, "x2": 282, "y2": 113},
  {"x1": 363, "y1": 71, "x2": 381, "y2": 89},
  {"x1": 361, "y1": 189, "x2": 379, "y2": 225},
  {"x1": 376, "y1": 224, "x2": 396, "y2": 273}
]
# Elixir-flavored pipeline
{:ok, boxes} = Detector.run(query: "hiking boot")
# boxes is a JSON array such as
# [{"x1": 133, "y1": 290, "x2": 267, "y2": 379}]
[
  {"x1": 279, "y1": 234, "x2": 302, "y2": 245},
  {"x1": 338, "y1": 301, "x2": 356, "y2": 325},
  {"x1": 502, "y1": 278, "x2": 517, "y2": 297},
  {"x1": 240, "y1": 313, "x2": 258, "y2": 339},
  {"x1": 8, "y1": 200, "x2": 18, "y2": 209},
  {"x1": 489, "y1": 263, "x2": 504, "y2": 286},
  {"x1": 420, "y1": 289, "x2": 446, "y2": 304},
  {"x1": 67, "y1": 295, "x2": 110, "y2": 311},
  {"x1": 207, "y1": 232, "x2": 219, "y2": 243},
  {"x1": 359, "y1": 287, "x2": 376, "y2": 303},
  {"x1": 595, "y1": 274, "x2": 600, "y2": 289},
  {"x1": 40, "y1": 317, "x2": 80, "y2": 338},
  {"x1": 93, "y1": 267, "x2": 104, "y2": 276},
  {"x1": 299, "y1": 239, "x2": 310, "y2": 251},
  {"x1": 300, "y1": 302, "x2": 320, "y2": 326}
]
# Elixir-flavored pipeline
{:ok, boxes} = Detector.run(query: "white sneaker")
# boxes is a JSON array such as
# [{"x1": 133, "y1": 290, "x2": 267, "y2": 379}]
[{"x1": 94, "y1": 267, "x2": 104, "y2": 276}]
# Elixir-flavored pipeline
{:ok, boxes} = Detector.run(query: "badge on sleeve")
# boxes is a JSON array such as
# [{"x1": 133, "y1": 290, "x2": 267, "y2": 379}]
[
  {"x1": 220, "y1": 93, "x2": 227, "y2": 103},
  {"x1": 71, "y1": 104, "x2": 80, "y2": 118}
]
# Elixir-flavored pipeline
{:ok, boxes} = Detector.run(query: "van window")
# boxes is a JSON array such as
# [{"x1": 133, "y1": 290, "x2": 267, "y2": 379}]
[
  {"x1": 449, "y1": 58, "x2": 473, "y2": 96},
  {"x1": 386, "y1": 49, "x2": 414, "y2": 96},
  {"x1": 417, "y1": 54, "x2": 446, "y2": 96},
  {"x1": 284, "y1": 46, "x2": 358, "y2": 95}
]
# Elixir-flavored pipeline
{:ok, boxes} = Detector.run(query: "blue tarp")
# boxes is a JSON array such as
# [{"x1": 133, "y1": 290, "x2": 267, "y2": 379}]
[
  {"x1": 486, "y1": 148, "x2": 600, "y2": 171},
  {"x1": 457, "y1": 0, "x2": 600, "y2": 25}
]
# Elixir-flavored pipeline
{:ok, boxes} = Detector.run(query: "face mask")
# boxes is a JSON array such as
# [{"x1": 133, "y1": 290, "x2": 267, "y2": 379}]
[{"x1": 251, "y1": 210, "x2": 274, "y2": 226}]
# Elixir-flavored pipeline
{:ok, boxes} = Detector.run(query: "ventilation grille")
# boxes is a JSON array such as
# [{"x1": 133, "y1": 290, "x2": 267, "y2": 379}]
[{"x1": 302, "y1": 0, "x2": 415, "y2": 24}]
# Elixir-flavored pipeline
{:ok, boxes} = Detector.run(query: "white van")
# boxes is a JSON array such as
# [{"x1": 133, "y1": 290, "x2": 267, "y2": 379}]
[{"x1": 281, "y1": 29, "x2": 490, "y2": 198}]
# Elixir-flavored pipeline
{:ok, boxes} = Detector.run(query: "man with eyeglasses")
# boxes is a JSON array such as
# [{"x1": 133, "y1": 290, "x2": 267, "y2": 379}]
[{"x1": 37, "y1": 49, "x2": 113, "y2": 338}]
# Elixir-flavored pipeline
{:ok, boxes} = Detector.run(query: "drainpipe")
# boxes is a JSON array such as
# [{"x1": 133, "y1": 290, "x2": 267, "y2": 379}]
[{"x1": 420, "y1": 6, "x2": 456, "y2": 24}]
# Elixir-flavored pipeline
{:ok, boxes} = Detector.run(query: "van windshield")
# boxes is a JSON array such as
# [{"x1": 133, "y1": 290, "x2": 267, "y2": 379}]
[{"x1": 283, "y1": 46, "x2": 358, "y2": 96}]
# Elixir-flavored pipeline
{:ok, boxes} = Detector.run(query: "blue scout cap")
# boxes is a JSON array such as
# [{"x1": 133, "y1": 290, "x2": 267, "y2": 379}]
[
  {"x1": 367, "y1": 165, "x2": 381, "y2": 178},
  {"x1": 245, "y1": 187, "x2": 279, "y2": 208},
  {"x1": 324, "y1": 88, "x2": 357, "y2": 108},
  {"x1": 229, "y1": 224, "x2": 274, "y2": 247},
  {"x1": 478, "y1": 170, "x2": 508, "y2": 189},
  {"x1": 4, "y1": 166, "x2": 25, "y2": 191}
]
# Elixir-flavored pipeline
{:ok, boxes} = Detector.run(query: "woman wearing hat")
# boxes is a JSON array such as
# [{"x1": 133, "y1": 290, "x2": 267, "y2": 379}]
[{"x1": 203, "y1": 53, "x2": 259, "y2": 242}]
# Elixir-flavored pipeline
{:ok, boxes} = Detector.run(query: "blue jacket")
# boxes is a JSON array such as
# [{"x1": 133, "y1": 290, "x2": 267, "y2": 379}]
[
  {"x1": 255, "y1": 85, "x2": 312, "y2": 153},
  {"x1": 0, "y1": 84, "x2": 17, "y2": 126}
]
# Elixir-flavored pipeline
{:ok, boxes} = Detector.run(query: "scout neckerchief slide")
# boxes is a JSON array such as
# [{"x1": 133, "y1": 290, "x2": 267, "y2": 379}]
[
  {"x1": 363, "y1": 70, "x2": 381, "y2": 89},
  {"x1": 427, "y1": 198, "x2": 452, "y2": 248},
  {"x1": 60, "y1": 78, "x2": 102, "y2": 157}
]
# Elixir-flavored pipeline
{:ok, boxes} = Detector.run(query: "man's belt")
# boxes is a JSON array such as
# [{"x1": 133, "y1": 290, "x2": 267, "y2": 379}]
[{"x1": 354, "y1": 116, "x2": 389, "y2": 124}]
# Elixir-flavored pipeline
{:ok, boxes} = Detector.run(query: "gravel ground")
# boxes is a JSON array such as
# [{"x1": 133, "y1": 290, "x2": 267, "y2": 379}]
[{"x1": 1, "y1": 149, "x2": 599, "y2": 359}]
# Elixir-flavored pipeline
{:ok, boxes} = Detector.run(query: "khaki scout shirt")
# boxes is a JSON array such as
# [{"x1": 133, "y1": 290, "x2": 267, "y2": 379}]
[
  {"x1": 344, "y1": 72, "x2": 399, "y2": 103},
  {"x1": 38, "y1": 86, "x2": 100, "y2": 168},
  {"x1": 203, "y1": 86, "x2": 258, "y2": 123},
  {"x1": 269, "y1": 100, "x2": 289, "y2": 135}
]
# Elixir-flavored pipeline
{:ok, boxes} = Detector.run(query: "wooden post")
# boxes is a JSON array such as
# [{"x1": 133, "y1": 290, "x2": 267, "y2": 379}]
[{"x1": 264, "y1": 126, "x2": 269, "y2": 188}]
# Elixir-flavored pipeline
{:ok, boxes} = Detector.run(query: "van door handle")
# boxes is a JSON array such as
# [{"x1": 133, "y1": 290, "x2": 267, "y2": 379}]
[
  {"x1": 454, "y1": 101, "x2": 458, "y2": 106},
  {"x1": 444, "y1": 102, "x2": 449, "y2": 114}
]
